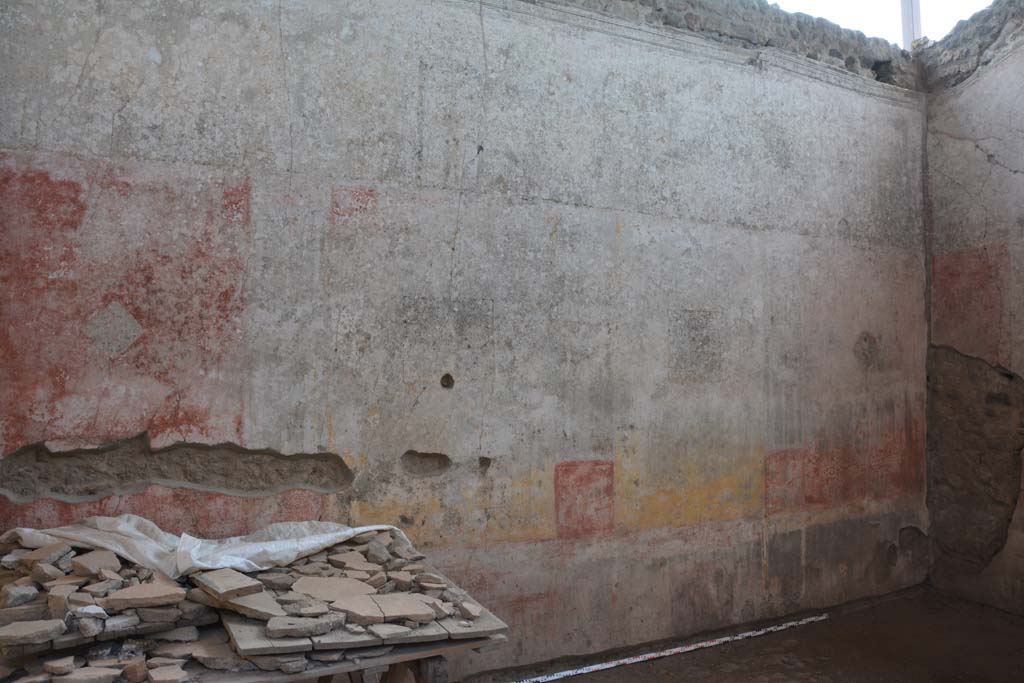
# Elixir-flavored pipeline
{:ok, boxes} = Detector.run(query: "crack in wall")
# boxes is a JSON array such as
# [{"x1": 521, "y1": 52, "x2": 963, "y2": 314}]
[{"x1": 0, "y1": 433, "x2": 353, "y2": 503}]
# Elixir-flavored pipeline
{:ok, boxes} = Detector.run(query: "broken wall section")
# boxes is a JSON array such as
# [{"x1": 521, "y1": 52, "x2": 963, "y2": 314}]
[
  {"x1": 916, "y1": 0, "x2": 1024, "y2": 90},
  {"x1": 541, "y1": 0, "x2": 916, "y2": 86},
  {"x1": 0, "y1": 435, "x2": 353, "y2": 538},
  {"x1": 926, "y1": 16, "x2": 1024, "y2": 612}
]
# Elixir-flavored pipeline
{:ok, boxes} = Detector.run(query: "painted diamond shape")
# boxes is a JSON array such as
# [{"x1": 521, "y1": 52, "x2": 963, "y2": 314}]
[{"x1": 85, "y1": 301, "x2": 143, "y2": 358}]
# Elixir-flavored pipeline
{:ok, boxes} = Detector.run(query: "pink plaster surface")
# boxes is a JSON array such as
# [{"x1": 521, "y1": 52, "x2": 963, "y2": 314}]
[{"x1": 0, "y1": 152, "x2": 250, "y2": 456}]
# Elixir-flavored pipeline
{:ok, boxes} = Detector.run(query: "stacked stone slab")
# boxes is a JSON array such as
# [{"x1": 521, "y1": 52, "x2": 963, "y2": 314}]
[{"x1": 0, "y1": 528, "x2": 505, "y2": 681}]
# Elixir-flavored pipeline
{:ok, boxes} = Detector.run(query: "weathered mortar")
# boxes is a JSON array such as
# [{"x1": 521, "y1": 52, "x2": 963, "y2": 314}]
[{"x1": 916, "y1": 0, "x2": 1024, "y2": 91}]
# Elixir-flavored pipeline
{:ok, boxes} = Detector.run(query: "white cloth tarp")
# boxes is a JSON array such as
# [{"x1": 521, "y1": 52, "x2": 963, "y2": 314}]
[{"x1": 0, "y1": 514, "x2": 411, "y2": 579}]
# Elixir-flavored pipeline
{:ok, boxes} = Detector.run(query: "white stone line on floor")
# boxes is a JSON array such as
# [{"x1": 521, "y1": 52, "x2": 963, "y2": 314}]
[{"x1": 514, "y1": 613, "x2": 830, "y2": 682}]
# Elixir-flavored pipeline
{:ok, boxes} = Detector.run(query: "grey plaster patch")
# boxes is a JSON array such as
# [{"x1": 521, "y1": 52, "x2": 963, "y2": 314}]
[
  {"x1": 85, "y1": 301, "x2": 143, "y2": 358},
  {"x1": 668, "y1": 309, "x2": 723, "y2": 383},
  {"x1": 398, "y1": 296, "x2": 494, "y2": 385}
]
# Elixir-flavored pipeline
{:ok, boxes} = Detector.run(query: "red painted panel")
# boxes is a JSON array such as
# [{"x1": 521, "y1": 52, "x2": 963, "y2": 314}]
[
  {"x1": 0, "y1": 153, "x2": 250, "y2": 454},
  {"x1": 555, "y1": 460, "x2": 614, "y2": 539},
  {"x1": 765, "y1": 417, "x2": 924, "y2": 515},
  {"x1": 765, "y1": 449, "x2": 806, "y2": 515},
  {"x1": 330, "y1": 186, "x2": 377, "y2": 222},
  {"x1": 932, "y1": 245, "x2": 1008, "y2": 363}
]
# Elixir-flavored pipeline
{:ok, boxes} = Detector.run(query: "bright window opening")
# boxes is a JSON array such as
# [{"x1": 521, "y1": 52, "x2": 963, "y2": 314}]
[
  {"x1": 921, "y1": 0, "x2": 993, "y2": 41},
  {"x1": 773, "y1": 1, "x2": 994, "y2": 47}
]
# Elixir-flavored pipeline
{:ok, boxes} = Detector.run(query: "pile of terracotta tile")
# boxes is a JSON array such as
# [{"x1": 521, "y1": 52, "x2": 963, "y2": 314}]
[{"x1": 0, "y1": 529, "x2": 505, "y2": 682}]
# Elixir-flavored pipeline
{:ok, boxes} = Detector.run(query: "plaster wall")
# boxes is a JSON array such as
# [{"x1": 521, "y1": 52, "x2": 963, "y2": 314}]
[
  {"x1": 0, "y1": 0, "x2": 928, "y2": 676},
  {"x1": 927, "y1": 42, "x2": 1024, "y2": 613}
]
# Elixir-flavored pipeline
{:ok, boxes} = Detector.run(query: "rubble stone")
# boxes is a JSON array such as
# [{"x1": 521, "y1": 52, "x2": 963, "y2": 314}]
[
  {"x1": 68, "y1": 593, "x2": 94, "y2": 608},
  {"x1": 366, "y1": 623, "x2": 411, "y2": 639},
  {"x1": 55, "y1": 554, "x2": 76, "y2": 574},
  {"x1": 104, "y1": 584, "x2": 185, "y2": 611},
  {"x1": 146, "y1": 658, "x2": 186, "y2": 669},
  {"x1": 365, "y1": 541, "x2": 391, "y2": 565},
  {"x1": 175, "y1": 601, "x2": 214, "y2": 624},
  {"x1": 330, "y1": 595, "x2": 383, "y2": 625},
  {"x1": 52, "y1": 631, "x2": 94, "y2": 649},
  {"x1": 308, "y1": 651, "x2": 345, "y2": 662},
  {"x1": 18, "y1": 544, "x2": 72, "y2": 571},
  {"x1": 74, "y1": 606, "x2": 109, "y2": 620},
  {"x1": 387, "y1": 571, "x2": 412, "y2": 590},
  {"x1": 43, "y1": 656, "x2": 81, "y2": 675},
  {"x1": 137, "y1": 607, "x2": 180, "y2": 623},
  {"x1": 1, "y1": 550, "x2": 30, "y2": 570},
  {"x1": 326, "y1": 552, "x2": 379, "y2": 572},
  {"x1": 255, "y1": 574, "x2": 294, "y2": 591},
  {"x1": 282, "y1": 600, "x2": 329, "y2": 617},
  {"x1": 71, "y1": 552, "x2": 121, "y2": 578},
  {"x1": 42, "y1": 576, "x2": 88, "y2": 591},
  {"x1": 31, "y1": 565, "x2": 65, "y2": 584},
  {"x1": 248, "y1": 653, "x2": 307, "y2": 672},
  {"x1": 121, "y1": 657, "x2": 148, "y2": 683},
  {"x1": 292, "y1": 577, "x2": 376, "y2": 602},
  {"x1": 82, "y1": 581, "x2": 121, "y2": 598},
  {"x1": 48, "y1": 594, "x2": 69, "y2": 619},
  {"x1": 2, "y1": 585, "x2": 39, "y2": 609},
  {"x1": 371, "y1": 594, "x2": 434, "y2": 624},
  {"x1": 62, "y1": 669, "x2": 121, "y2": 683},
  {"x1": 78, "y1": 618, "x2": 104, "y2": 637},
  {"x1": 102, "y1": 614, "x2": 141, "y2": 635},
  {"x1": 0, "y1": 619, "x2": 66, "y2": 645},
  {"x1": 457, "y1": 601, "x2": 482, "y2": 620},
  {"x1": 192, "y1": 569, "x2": 262, "y2": 601},
  {"x1": 225, "y1": 591, "x2": 286, "y2": 620},
  {"x1": 191, "y1": 642, "x2": 256, "y2": 671},
  {"x1": 152, "y1": 626, "x2": 197, "y2": 642},
  {"x1": 13, "y1": 674, "x2": 51, "y2": 683},
  {"x1": 148, "y1": 665, "x2": 189, "y2": 683},
  {"x1": 266, "y1": 614, "x2": 344, "y2": 638}
]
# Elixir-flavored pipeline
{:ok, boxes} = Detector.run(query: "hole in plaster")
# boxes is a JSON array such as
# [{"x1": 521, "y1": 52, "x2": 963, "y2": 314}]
[
  {"x1": 886, "y1": 543, "x2": 899, "y2": 568},
  {"x1": 478, "y1": 456, "x2": 493, "y2": 474},
  {"x1": 400, "y1": 450, "x2": 452, "y2": 476},
  {"x1": 440, "y1": 373, "x2": 455, "y2": 389},
  {"x1": 899, "y1": 526, "x2": 929, "y2": 555},
  {"x1": 872, "y1": 60, "x2": 896, "y2": 84}
]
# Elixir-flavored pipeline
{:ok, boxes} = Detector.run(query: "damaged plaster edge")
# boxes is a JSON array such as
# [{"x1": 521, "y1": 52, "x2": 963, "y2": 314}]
[
  {"x1": 5, "y1": 430, "x2": 349, "y2": 464},
  {"x1": 0, "y1": 480, "x2": 342, "y2": 506},
  {"x1": 0, "y1": 431, "x2": 354, "y2": 504},
  {"x1": 926, "y1": 344, "x2": 1024, "y2": 576},
  {"x1": 478, "y1": 0, "x2": 924, "y2": 102}
]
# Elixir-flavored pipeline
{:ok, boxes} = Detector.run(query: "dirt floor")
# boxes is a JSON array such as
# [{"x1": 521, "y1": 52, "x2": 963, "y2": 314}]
[{"x1": 484, "y1": 588, "x2": 1024, "y2": 683}]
